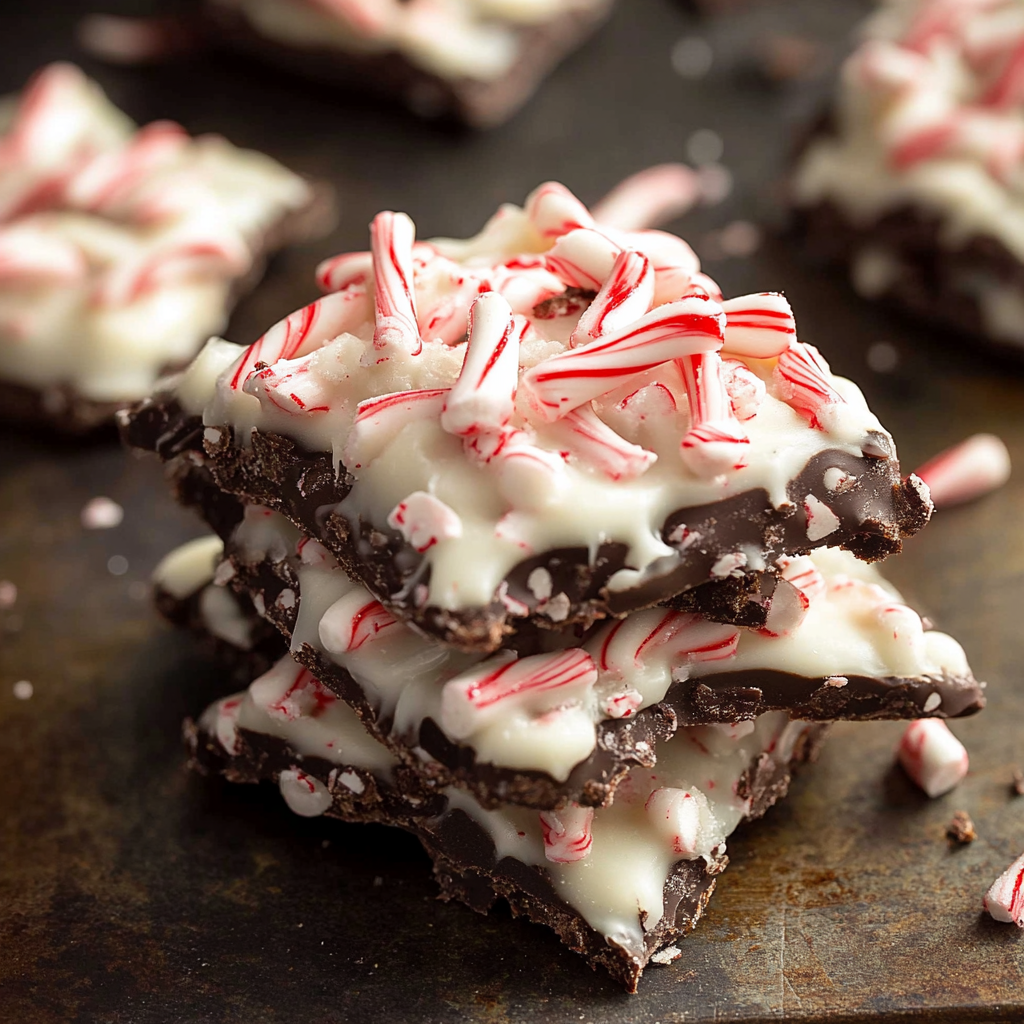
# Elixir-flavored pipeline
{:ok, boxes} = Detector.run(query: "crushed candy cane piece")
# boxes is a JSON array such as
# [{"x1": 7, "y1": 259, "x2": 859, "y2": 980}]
[
  {"x1": 645, "y1": 787, "x2": 708, "y2": 856},
  {"x1": 720, "y1": 293, "x2": 795, "y2": 358},
  {"x1": 387, "y1": 492, "x2": 463, "y2": 553},
  {"x1": 914, "y1": 433, "x2": 1011, "y2": 509},
  {"x1": 371, "y1": 210, "x2": 422, "y2": 356},
  {"x1": 539, "y1": 804, "x2": 594, "y2": 863},
  {"x1": 279, "y1": 769, "x2": 333, "y2": 817},
  {"x1": 985, "y1": 852, "x2": 1024, "y2": 926},
  {"x1": 897, "y1": 719, "x2": 969, "y2": 798},
  {"x1": 679, "y1": 351, "x2": 750, "y2": 477},
  {"x1": 591, "y1": 163, "x2": 700, "y2": 233},
  {"x1": 250, "y1": 660, "x2": 335, "y2": 722},
  {"x1": 525, "y1": 181, "x2": 595, "y2": 239},
  {"x1": 804, "y1": 494, "x2": 841, "y2": 542},
  {"x1": 570, "y1": 250, "x2": 654, "y2": 347},
  {"x1": 319, "y1": 591, "x2": 399, "y2": 654}
]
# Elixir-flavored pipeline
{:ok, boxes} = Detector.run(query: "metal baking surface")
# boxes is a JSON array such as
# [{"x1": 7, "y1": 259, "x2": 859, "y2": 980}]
[{"x1": 2, "y1": 1, "x2": 1023, "y2": 1020}]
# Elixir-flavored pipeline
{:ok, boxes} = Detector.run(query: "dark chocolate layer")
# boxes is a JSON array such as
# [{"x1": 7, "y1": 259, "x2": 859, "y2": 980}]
[
  {"x1": 188, "y1": 698, "x2": 828, "y2": 992},
  {"x1": 120, "y1": 391, "x2": 932, "y2": 653},
  {"x1": 203, "y1": 3, "x2": 613, "y2": 129}
]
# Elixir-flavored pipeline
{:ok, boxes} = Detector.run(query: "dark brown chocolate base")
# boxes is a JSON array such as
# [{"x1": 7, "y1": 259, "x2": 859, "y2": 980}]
[
  {"x1": 188, "y1": 696, "x2": 828, "y2": 992},
  {"x1": 1, "y1": 182, "x2": 334, "y2": 435},
  {"x1": 201, "y1": 532, "x2": 982, "y2": 812},
  {"x1": 204, "y1": 2, "x2": 613, "y2": 129},
  {"x1": 120, "y1": 392, "x2": 932, "y2": 652},
  {"x1": 793, "y1": 197, "x2": 1024, "y2": 356}
]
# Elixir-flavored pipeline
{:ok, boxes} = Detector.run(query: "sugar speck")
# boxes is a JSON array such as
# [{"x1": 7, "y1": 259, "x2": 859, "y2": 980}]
[{"x1": 13, "y1": 680, "x2": 33, "y2": 700}]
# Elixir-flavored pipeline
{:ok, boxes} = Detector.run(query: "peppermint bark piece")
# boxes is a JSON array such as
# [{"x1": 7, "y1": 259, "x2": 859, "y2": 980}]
[
  {"x1": 792, "y1": 0, "x2": 1024, "y2": 353},
  {"x1": 188, "y1": 661, "x2": 826, "y2": 992},
  {"x1": 121, "y1": 181, "x2": 931, "y2": 651},
  {"x1": 201, "y1": 0, "x2": 613, "y2": 129},
  {"x1": 0, "y1": 63, "x2": 328, "y2": 432},
  {"x1": 159, "y1": 504, "x2": 981, "y2": 811}
]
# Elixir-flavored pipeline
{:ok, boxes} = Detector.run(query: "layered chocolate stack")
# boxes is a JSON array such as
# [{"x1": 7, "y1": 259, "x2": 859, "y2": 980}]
[{"x1": 123, "y1": 182, "x2": 983, "y2": 990}]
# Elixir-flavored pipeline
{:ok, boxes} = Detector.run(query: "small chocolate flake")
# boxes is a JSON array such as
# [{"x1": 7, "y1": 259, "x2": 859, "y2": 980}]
[{"x1": 946, "y1": 810, "x2": 976, "y2": 845}]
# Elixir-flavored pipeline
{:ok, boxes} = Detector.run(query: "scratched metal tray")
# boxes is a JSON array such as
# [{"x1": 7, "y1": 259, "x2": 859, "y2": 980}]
[{"x1": 2, "y1": 0, "x2": 1024, "y2": 1020}]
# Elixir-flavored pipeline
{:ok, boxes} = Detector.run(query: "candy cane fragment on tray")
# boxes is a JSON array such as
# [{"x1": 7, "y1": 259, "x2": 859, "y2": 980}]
[
  {"x1": 387, "y1": 491, "x2": 463, "y2": 553},
  {"x1": 984, "y1": 851, "x2": 1024, "y2": 926},
  {"x1": 720, "y1": 293, "x2": 795, "y2": 358},
  {"x1": 913, "y1": 433, "x2": 1011, "y2": 509},
  {"x1": 521, "y1": 296, "x2": 725, "y2": 422},
  {"x1": 539, "y1": 805, "x2": 595, "y2": 863},
  {"x1": 440, "y1": 649, "x2": 599, "y2": 740},
  {"x1": 344, "y1": 388, "x2": 449, "y2": 470},
  {"x1": 227, "y1": 289, "x2": 372, "y2": 392},
  {"x1": 897, "y1": 719, "x2": 969, "y2": 798},
  {"x1": 440, "y1": 291, "x2": 524, "y2": 437},
  {"x1": 570, "y1": 249, "x2": 655, "y2": 347},
  {"x1": 525, "y1": 181, "x2": 596, "y2": 239},
  {"x1": 371, "y1": 210, "x2": 422, "y2": 356},
  {"x1": 591, "y1": 164, "x2": 700, "y2": 233},
  {"x1": 678, "y1": 352, "x2": 750, "y2": 477}
]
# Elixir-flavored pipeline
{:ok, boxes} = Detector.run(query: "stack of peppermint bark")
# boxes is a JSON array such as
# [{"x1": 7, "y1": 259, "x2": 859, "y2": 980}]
[{"x1": 122, "y1": 182, "x2": 984, "y2": 992}]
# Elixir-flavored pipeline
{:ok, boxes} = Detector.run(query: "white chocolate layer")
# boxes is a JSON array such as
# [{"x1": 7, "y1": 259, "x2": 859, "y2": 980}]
[
  {"x1": 209, "y1": 0, "x2": 608, "y2": 84},
  {"x1": 0, "y1": 64, "x2": 313, "y2": 403}
]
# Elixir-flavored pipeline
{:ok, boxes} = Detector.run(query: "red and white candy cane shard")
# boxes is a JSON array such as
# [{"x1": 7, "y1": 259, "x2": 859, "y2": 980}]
[
  {"x1": 371, "y1": 210, "x2": 421, "y2": 355},
  {"x1": 0, "y1": 63, "x2": 89, "y2": 167},
  {"x1": 228, "y1": 289, "x2": 371, "y2": 392},
  {"x1": 440, "y1": 292, "x2": 523, "y2": 437},
  {"x1": 556, "y1": 405, "x2": 657, "y2": 481},
  {"x1": 543, "y1": 228, "x2": 622, "y2": 291},
  {"x1": 64, "y1": 120, "x2": 188, "y2": 215},
  {"x1": 522, "y1": 296, "x2": 725, "y2": 422},
  {"x1": 570, "y1": 250, "x2": 655, "y2": 347},
  {"x1": 525, "y1": 182, "x2": 595, "y2": 240},
  {"x1": 315, "y1": 249, "x2": 374, "y2": 293},
  {"x1": 897, "y1": 719, "x2": 969, "y2": 798},
  {"x1": 249, "y1": 659, "x2": 335, "y2": 722},
  {"x1": 773, "y1": 340, "x2": 847, "y2": 430},
  {"x1": 539, "y1": 805, "x2": 595, "y2": 864},
  {"x1": 981, "y1": 38, "x2": 1024, "y2": 107},
  {"x1": 721, "y1": 358, "x2": 765, "y2": 421},
  {"x1": 488, "y1": 431, "x2": 570, "y2": 510},
  {"x1": 984, "y1": 852, "x2": 1024, "y2": 927},
  {"x1": 678, "y1": 352, "x2": 750, "y2": 477},
  {"x1": 684, "y1": 271, "x2": 724, "y2": 302},
  {"x1": 96, "y1": 234, "x2": 251, "y2": 307},
  {"x1": 319, "y1": 589, "x2": 399, "y2": 655},
  {"x1": 759, "y1": 578, "x2": 810, "y2": 638},
  {"x1": 594, "y1": 610, "x2": 739, "y2": 676},
  {"x1": 591, "y1": 164, "x2": 701, "y2": 233},
  {"x1": 601, "y1": 687, "x2": 643, "y2": 719},
  {"x1": 441, "y1": 649, "x2": 599, "y2": 739},
  {"x1": 777, "y1": 555, "x2": 827, "y2": 603},
  {"x1": 913, "y1": 433, "x2": 1011, "y2": 509},
  {"x1": 296, "y1": 535, "x2": 333, "y2": 567},
  {"x1": 626, "y1": 229, "x2": 702, "y2": 305},
  {"x1": 344, "y1": 388, "x2": 448, "y2": 470},
  {"x1": 720, "y1": 293, "x2": 796, "y2": 358},
  {"x1": 387, "y1": 491, "x2": 463, "y2": 553},
  {"x1": 487, "y1": 262, "x2": 565, "y2": 315},
  {"x1": 0, "y1": 226, "x2": 87, "y2": 285},
  {"x1": 243, "y1": 359, "x2": 332, "y2": 416},
  {"x1": 213, "y1": 697, "x2": 242, "y2": 755},
  {"x1": 645, "y1": 787, "x2": 703, "y2": 856}
]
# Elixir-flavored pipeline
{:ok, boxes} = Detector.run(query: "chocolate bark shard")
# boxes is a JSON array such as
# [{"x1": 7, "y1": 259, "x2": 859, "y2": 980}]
[
  {"x1": 120, "y1": 180, "x2": 930, "y2": 651},
  {"x1": 188, "y1": 676, "x2": 827, "y2": 992},
  {"x1": 154, "y1": 509, "x2": 983, "y2": 813},
  {"x1": 0, "y1": 63, "x2": 332, "y2": 432},
  {"x1": 121, "y1": 394, "x2": 933, "y2": 652},
  {"x1": 202, "y1": 2, "x2": 614, "y2": 129},
  {"x1": 790, "y1": 1, "x2": 1024, "y2": 353}
]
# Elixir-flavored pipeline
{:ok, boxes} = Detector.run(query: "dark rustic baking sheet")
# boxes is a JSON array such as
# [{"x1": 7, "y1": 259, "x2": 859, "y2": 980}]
[{"x1": 2, "y1": 1, "x2": 1024, "y2": 1021}]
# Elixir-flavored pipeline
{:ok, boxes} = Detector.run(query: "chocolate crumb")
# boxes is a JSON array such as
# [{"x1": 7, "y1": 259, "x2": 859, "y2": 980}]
[
  {"x1": 1012, "y1": 769, "x2": 1024, "y2": 796},
  {"x1": 946, "y1": 810, "x2": 976, "y2": 845}
]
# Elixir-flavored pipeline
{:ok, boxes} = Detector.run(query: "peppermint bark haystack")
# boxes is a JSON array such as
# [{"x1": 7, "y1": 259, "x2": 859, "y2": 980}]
[
  {"x1": 792, "y1": 0, "x2": 1024, "y2": 353},
  {"x1": 127, "y1": 177, "x2": 982, "y2": 990},
  {"x1": 0, "y1": 63, "x2": 327, "y2": 432}
]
